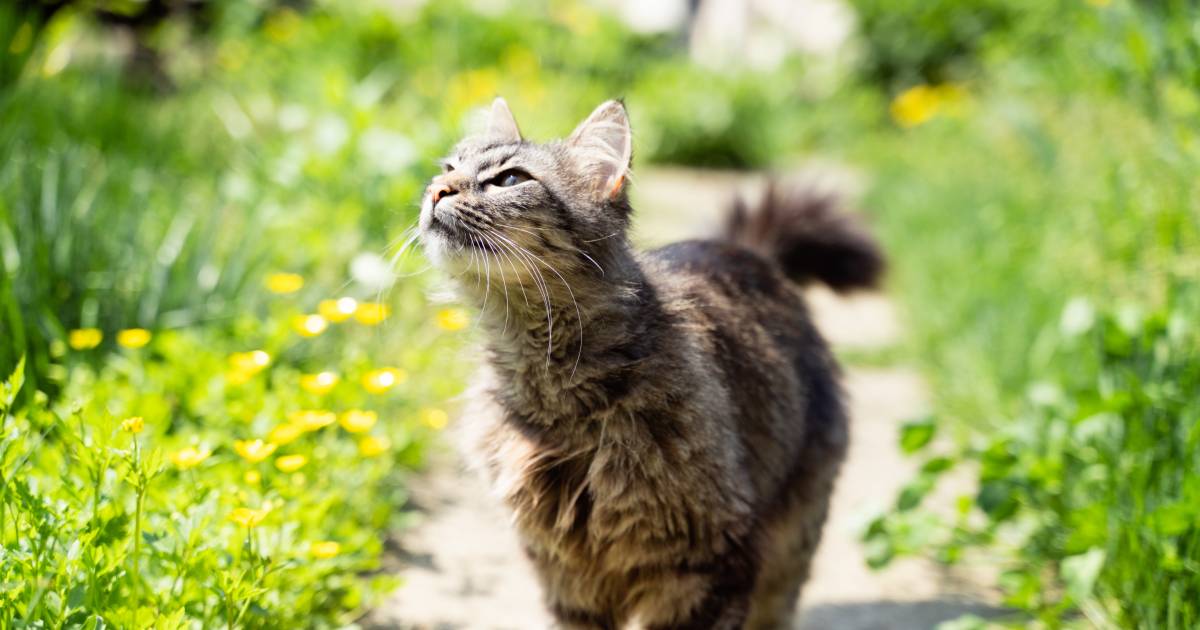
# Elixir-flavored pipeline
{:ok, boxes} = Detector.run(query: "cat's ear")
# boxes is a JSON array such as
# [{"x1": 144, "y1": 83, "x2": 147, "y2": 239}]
[
  {"x1": 568, "y1": 100, "x2": 632, "y2": 199},
  {"x1": 486, "y1": 97, "x2": 522, "y2": 143}
]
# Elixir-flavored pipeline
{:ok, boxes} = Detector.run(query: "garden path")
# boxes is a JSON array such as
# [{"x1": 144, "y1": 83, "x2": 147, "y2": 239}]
[{"x1": 367, "y1": 168, "x2": 996, "y2": 629}]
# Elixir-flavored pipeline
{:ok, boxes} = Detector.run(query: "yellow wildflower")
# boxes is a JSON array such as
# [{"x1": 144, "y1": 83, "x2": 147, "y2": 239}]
[
  {"x1": 358, "y1": 435, "x2": 390, "y2": 457},
  {"x1": 233, "y1": 439, "x2": 277, "y2": 463},
  {"x1": 354, "y1": 302, "x2": 390, "y2": 325},
  {"x1": 310, "y1": 540, "x2": 341, "y2": 559},
  {"x1": 170, "y1": 446, "x2": 211, "y2": 470},
  {"x1": 116, "y1": 328, "x2": 152, "y2": 349},
  {"x1": 436, "y1": 308, "x2": 470, "y2": 331},
  {"x1": 274, "y1": 454, "x2": 308, "y2": 473},
  {"x1": 339, "y1": 410, "x2": 378, "y2": 433},
  {"x1": 68, "y1": 328, "x2": 103, "y2": 350},
  {"x1": 890, "y1": 84, "x2": 941, "y2": 128},
  {"x1": 228, "y1": 505, "x2": 271, "y2": 528},
  {"x1": 289, "y1": 409, "x2": 337, "y2": 432},
  {"x1": 293, "y1": 314, "x2": 328, "y2": 337},
  {"x1": 300, "y1": 371, "x2": 339, "y2": 395},
  {"x1": 264, "y1": 8, "x2": 301, "y2": 43},
  {"x1": 267, "y1": 423, "x2": 304, "y2": 446},
  {"x1": 120, "y1": 416, "x2": 145, "y2": 434},
  {"x1": 318, "y1": 297, "x2": 358, "y2": 323},
  {"x1": 361, "y1": 367, "x2": 406, "y2": 394},
  {"x1": 419, "y1": 408, "x2": 449, "y2": 430},
  {"x1": 227, "y1": 350, "x2": 271, "y2": 385},
  {"x1": 244, "y1": 469, "x2": 262, "y2": 485},
  {"x1": 229, "y1": 350, "x2": 271, "y2": 374},
  {"x1": 265, "y1": 272, "x2": 304, "y2": 294}
]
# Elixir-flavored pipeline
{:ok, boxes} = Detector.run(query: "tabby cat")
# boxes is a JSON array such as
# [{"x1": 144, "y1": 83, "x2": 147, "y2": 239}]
[{"x1": 418, "y1": 98, "x2": 884, "y2": 629}]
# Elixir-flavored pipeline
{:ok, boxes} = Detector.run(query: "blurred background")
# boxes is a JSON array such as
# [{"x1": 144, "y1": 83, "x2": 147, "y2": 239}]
[{"x1": 1, "y1": 0, "x2": 1198, "y2": 628}]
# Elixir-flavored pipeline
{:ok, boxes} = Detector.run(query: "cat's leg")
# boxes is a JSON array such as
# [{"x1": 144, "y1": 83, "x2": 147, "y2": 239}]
[
  {"x1": 546, "y1": 603, "x2": 617, "y2": 630},
  {"x1": 745, "y1": 467, "x2": 838, "y2": 629},
  {"x1": 627, "y1": 555, "x2": 758, "y2": 630},
  {"x1": 525, "y1": 547, "x2": 618, "y2": 630}
]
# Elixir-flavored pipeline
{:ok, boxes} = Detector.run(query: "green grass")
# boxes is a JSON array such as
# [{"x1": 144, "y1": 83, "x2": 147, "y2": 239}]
[{"x1": 838, "y1": 1, "x2": 1200, "y2": 626}]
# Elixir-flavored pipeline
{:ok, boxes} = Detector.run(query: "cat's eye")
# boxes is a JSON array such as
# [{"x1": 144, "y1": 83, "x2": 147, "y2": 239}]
[
  {"x1": 441, "y1": 162, "x2": 455, "y2": 174},
  {"x1": 489, "y1": 169, "x2": 532, "y2": 188}
]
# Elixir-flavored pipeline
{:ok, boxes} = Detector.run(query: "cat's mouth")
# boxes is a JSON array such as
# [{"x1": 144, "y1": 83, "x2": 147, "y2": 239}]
[{"x1": 427, "y1": 214, "x2": 500, "y2": 255}]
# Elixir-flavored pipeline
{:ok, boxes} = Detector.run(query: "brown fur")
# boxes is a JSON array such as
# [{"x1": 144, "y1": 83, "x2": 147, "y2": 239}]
[{"x1": 419, "y1": 99, "x2": 883, "y2": 629}]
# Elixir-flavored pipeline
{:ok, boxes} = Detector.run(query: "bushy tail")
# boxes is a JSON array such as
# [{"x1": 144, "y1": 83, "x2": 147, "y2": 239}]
[{"x1": 724, "y1": 179, "x2": 885, "y2": 293}]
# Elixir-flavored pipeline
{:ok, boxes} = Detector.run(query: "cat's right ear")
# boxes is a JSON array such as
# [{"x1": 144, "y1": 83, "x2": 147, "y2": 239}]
[
  {"x1": 568, "y1": 100, "x2": 632, "y2": 200},
  {"x1": 487, "y1": 97, "x2": 522, "y2": 143}
]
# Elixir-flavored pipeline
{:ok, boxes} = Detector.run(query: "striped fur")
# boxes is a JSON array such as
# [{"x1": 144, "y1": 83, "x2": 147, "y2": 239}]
[{"x1": 419, "y1": 98, "x2": 882, "y2": 629}]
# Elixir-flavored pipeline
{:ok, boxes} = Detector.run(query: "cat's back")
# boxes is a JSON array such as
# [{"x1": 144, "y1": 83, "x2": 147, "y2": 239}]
[
  {"x1": 641, "y1": 238, "x2": 847, "y2": 502},
  {"x1": 642, "y1": 239, "x2": 811, "y2": 330}
]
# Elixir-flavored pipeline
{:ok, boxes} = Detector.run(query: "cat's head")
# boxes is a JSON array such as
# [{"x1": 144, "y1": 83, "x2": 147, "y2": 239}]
[{"x1": 418, "y1": 98, "x2": 633, "y2": 285}]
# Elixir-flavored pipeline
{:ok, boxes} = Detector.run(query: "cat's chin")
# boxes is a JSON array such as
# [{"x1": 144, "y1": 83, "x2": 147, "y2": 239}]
[{"x1": 419, "y1": 230, "x2": 481, "y2": 275}]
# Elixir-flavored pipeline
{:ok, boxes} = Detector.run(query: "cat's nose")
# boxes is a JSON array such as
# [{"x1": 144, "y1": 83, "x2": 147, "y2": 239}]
[{"x1": 429, "y1": 183, "x2": 457, "y2": 206}]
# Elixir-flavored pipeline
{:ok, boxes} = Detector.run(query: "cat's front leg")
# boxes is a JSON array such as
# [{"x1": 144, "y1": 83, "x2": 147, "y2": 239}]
[
  {"x1": 546, "y1": 602, "x2": 617, "y2": 630},
  {"x1": 630, "y1": 561, "x2": 757, "y2": 630}
]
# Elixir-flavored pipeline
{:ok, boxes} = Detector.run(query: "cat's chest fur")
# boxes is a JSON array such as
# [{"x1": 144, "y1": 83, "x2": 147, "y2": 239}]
[{"x1": 460, "y1": 359, "x2": 754, "y2": 576}]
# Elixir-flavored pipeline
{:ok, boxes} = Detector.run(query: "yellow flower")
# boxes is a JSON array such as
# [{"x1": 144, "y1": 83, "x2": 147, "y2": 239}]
[
  {"x1": 233, "y1": 439, "x2": 277, "y2": 463},
  {"x1": 227, "y1": 350, "x2": 271, "y2": 385},
  {"x1": 318, "y1": 297, "x2": 358, "y2": 323},
  {"x1": 264, "y1": 8, "x2": 301, "y2": 43},
  {"x1": 436, "y1": 308, "x2": 470, "y2": 331},
  {"x1": 339, "y1": 410, "x2": 378, "y2": 433},
  {"x1": 265, "y1": 272, "x2": 304, "y2": 294},
  {"x1": 267, "y1": 423, "x2": 304, "y2": 446},
  {"x1": 300, "y1": 371, "x2": 339, "y2": 395},
  {"x1": 289, "y1": 409, "x2": 337, "y2": 432},
  {"x1": 310, "y1": 540, "x2": 340, "y2": 559},
  {"x1": 229, "y1": 350, "x2": 271, "y2": 373},
  {"x1": 419, "y1": 408, "x2": 449, "y2": 430},
  {"x1": 361, "y1": 367, "x2": 407, "y2": 394},
  {"x1": 244, "y1": 469, "x2": 262, "y2": 485},
  {"x1": 228, "y1": 505, "x2": 271, "y2": 528},
  {"x1": 890, "y1": 84, "x2": 941, "y2": 128},
  {"x1": 120, "y1": 416, "x2": 145, "y2": 434},
  {"x1": 170, "y1": 446, "x2": 211, "y2": 470},
  {"x1": 68, "y1": 328, "x2": 103, "y2": 350},
  {"x1": 293, "y1": 314, "x2": 328, "y2": 337},
  {"x1": 358, "y1": 435, "x2": 390, "y2": 457},
  {"x1": 354, "y1": 302, "x2": 390, "y2": 325},
  {"x1": 274, "y1": 454, "x2": 308, "y2": 473},
  {"x1": 116, "y1": 328, "x2": 152, "y2": 349}
]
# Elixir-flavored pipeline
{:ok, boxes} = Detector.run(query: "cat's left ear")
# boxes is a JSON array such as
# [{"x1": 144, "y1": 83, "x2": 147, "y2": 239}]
[
  {"x1": 487, "y1": 97, "x2": 522, "y2": 143},
  {"x1": 568, "y1": 100, "x2": 632, "y2": 199}
]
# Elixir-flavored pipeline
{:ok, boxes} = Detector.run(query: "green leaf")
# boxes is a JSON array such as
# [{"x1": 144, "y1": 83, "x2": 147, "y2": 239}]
[
  {"x1": 2, "y1": 354, "x2": 24, "y2": 409},
  {"x1": 896, "y1": 475, "x2": 935, "y2": 511},
  {"x1": 899, "y1": 417, "x2": 937, "y2": 454},
  {"x1": 920, "y1": 456, "x2": 955, "y2": 475}
]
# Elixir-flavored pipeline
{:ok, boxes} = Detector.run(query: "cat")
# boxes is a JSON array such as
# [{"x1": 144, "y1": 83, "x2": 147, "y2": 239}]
[{"x1": 417, "y1": 98, "x2": 884, "y2": 629}]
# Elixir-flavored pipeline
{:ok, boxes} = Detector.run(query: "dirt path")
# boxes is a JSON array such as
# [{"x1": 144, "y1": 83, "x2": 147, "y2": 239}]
[{"x1": 367, "y1": 169, "x2": 996, "y2": 629}]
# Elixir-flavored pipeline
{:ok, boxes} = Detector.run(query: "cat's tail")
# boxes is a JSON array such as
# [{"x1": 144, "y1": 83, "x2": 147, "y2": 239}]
[{"x1": 723, "y1": 179, "x2": 885, "y2": 293}]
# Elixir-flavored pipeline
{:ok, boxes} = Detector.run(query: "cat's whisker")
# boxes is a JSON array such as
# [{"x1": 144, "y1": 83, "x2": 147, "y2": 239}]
[
  {"x1": 492, "y1": 232, "x2": 585, "y2": 378},
  {"x1": 491, "y1": 234, "x2": 555, "y2": 363},
  {"x1": 496, "y1": 222, "x2": 606, "y2": 276},
  {"x1": 478, "y1": 231, "x2": 512, "y2": 335},
  {"x1": 581, "y1": 232, "x2": 620, "y2": 244},
  {"x1": 472, "y1": 233, "x2": 493, "y2": 325}
]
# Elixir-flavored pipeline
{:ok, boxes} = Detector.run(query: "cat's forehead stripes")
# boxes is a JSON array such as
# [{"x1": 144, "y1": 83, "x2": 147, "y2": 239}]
[{"x1": 474, "y1": 147, "x2": 523, "y2": 174}]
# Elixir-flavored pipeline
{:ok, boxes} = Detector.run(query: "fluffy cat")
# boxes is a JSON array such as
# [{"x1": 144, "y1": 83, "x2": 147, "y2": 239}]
[{"x1": 418, "y1": 98, "x2": 883, "y2": 629}]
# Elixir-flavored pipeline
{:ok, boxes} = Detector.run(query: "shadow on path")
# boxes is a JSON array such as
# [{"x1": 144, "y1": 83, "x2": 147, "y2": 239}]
[{"x1": 799, "y1": 599, "x2": 1010, "y2": 630}]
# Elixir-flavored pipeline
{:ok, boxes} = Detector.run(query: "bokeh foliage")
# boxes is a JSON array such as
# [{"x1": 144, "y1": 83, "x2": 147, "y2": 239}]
[
  {"x1": 1, "y1": 0, "x2": 1198, "y2": 627},
  {"x1": 846, "y1": 0, "x2": 1200, "y2": 626}
]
